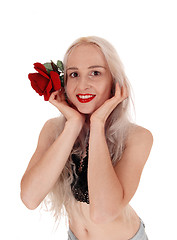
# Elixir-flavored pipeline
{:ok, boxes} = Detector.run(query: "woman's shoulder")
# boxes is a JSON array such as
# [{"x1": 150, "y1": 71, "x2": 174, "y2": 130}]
[
  {"x1": 127, "y1": 123, "x2": 153, "y2": 146},
  {"x1": 44, "y1": 115, "x2": 65, "y2": 129},
  {"x1": 39, "y1": 115, "x2": 65, "y2": 143}
]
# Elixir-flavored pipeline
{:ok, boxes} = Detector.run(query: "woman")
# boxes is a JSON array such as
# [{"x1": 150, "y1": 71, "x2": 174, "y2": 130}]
[{"x1": 21, "y1": 36, "x2": 153, "y2": 240}]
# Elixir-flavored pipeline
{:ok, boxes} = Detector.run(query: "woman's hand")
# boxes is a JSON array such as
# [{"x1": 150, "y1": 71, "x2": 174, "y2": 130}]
[
  {"x1": 49, "y1": 89, "x2": 85, "y2": 128},
  {"x1": 90, "y1": 82, "x2": 128, "y2": 125}
]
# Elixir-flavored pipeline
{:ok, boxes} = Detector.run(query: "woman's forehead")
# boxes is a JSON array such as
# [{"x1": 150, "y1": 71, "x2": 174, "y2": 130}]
[{"x1": 66, "y1": 44, "x2": 107, "y2": 68}]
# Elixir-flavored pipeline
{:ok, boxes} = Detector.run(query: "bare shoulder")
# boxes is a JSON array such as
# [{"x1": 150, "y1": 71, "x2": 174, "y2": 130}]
[
  {"x1": 127, "y1": 123, "x2": 153, "y2": 143},
  {"x1": 43, "y1": 116, "x2": 64, "y2": 133},
  {"x1": 126, "y1": 123, "x2": 153, "y2": 162},
  {"x1": 38, "y1": 116, "x2": 65, "y2": 147}
]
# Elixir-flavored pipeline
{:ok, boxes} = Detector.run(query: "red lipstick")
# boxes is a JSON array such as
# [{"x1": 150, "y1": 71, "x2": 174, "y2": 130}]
[{"x1": 76, "y1": 94, "x2": 96, "y2": 103}]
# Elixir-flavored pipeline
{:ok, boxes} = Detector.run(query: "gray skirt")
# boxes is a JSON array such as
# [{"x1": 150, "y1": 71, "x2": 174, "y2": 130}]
[{"x1": 68, "y1": 219, "x2": 148, "y2": 240}]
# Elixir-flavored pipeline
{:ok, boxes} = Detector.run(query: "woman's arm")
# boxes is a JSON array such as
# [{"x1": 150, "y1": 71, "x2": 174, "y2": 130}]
[
  {"x1": 88, "y1": 122, "x2": 153, "y2": 224},
  {"x1": 20, "y1": 117, "x2": 82, "y2": 210}
]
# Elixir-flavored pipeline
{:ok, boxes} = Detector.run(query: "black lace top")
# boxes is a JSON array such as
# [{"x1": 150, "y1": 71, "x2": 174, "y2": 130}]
[{"x1": 71, "y1": 146, "x2": 89, "y2": 204}]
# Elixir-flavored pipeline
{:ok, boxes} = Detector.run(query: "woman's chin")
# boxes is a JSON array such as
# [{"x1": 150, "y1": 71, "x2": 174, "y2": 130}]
[
  {"x1": 77, "y1": 106, "x2": 94, "y2": 115},
  {"x1": 78, "y1": 109, "x2": 93, "y2": 115}
]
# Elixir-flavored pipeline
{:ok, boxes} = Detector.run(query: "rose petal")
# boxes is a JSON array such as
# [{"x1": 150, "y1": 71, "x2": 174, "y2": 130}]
[
  {"x1": 34, "y1": 62, "x2": 48, "y2": 73},
  {"x1": 34, "y1": 62, "x2": 50, "y2": 79},
  {"x1": 28, "y1": 73, "x2": 49, "y2": 95},
  {"x1": 44, "y1": 80, "x2": 53, "y2": 101},
  {"x1": 50, "y1": 71, "x2": 61, "y2": 91}
]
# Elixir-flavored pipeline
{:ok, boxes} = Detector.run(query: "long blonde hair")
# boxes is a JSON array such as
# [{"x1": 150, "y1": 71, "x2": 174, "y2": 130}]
[{"x1": 43, "y1": 36, "x2": 135, "y2": 223}]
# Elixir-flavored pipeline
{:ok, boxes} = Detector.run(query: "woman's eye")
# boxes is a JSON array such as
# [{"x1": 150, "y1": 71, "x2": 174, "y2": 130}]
[
  {"x1": 70, "y1": 72, "x2": 78, "y2": 78},
  {"x1": 91, "y1": 71, "x2": 100, "y2": 76}
]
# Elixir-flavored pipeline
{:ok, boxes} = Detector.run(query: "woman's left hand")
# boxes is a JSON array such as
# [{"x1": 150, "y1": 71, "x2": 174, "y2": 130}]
[{"x1": 90, "y1": 82, "x2": 128, "y2": 125}]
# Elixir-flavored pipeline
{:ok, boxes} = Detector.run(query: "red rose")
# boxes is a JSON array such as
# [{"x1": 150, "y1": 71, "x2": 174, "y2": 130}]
[{"x1": 28, "y1": 62, "x2": 61, "y2": 101}]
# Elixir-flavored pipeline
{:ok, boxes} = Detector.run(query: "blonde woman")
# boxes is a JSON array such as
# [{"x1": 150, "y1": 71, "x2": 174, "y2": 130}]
[{"x1": 21, "y1": 36, "x2": 153, "y2": 240}]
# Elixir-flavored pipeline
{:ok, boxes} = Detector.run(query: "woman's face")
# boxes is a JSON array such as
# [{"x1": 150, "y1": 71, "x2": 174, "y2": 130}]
[{"x1": 66, "y1": 44, "x2": 113, "y2": 114}]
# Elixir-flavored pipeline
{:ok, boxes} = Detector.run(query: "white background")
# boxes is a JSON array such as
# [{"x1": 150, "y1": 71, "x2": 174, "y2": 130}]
[{"x1": 1, "y1": 0, "x2": 177, "y2": 239}]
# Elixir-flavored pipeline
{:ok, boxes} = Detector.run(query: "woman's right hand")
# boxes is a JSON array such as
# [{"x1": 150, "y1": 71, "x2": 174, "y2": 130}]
[{"x1": 49, "y1": 89, "x2": 85, "y2": 128}]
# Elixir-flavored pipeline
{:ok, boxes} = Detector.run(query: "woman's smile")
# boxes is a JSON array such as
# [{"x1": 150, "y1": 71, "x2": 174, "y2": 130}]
[{"x1": 76, "y1": 94, "x2": 96, "y2": 103}]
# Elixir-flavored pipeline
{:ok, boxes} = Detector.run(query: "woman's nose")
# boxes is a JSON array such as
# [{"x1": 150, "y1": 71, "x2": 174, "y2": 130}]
[{"x1": 77, "y1": 77, "x2": 90, "y2": 91}]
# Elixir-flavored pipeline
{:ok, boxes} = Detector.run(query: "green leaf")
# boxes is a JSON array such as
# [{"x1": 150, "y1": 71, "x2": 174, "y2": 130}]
[
  {"x1": 43, "y1": 62, "x2": 53, "y2": 74},
  {"x1": 57, "y1": 60, "x2": 64, "y2": 72},
  {"x1": 60, "y1": 75, "x2": 64, "y2": 87}
]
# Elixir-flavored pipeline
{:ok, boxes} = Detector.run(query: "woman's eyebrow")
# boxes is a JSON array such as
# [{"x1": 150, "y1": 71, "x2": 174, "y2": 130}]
[
  {"x1": 66, "y1": 65, "x2": 106, "y2": 71},
  {"x1": 66, "y1": 67, "x2": 78, "y2": 71},
  {"x1": 88, "y1": 65, "x2": 106, "y2": 69}
]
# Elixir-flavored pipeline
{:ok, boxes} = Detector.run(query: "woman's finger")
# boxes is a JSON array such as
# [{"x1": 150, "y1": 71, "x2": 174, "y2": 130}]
[
  {"x1": 115, "y1": 82, "x2": 121, "y2": 97},
  {"x1": 122, "y1": 83, "x2": 129, "y2": 99}
]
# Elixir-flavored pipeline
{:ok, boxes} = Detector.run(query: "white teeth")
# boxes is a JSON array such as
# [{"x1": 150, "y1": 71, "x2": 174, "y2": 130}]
[{"x1": 78, "y1": 95, "x2": 94, "y2": 99}]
